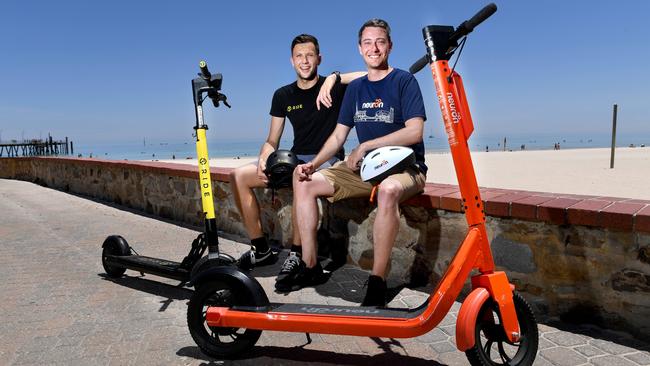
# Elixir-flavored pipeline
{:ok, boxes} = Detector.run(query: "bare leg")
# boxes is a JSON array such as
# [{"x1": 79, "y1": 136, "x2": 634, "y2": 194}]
[
  {"x1": 291, "y1": 197, "x2": 301, "y2": 245},
  {"x1": 229, "y1": 164, "x2": 267, "y2": 240},
  {"x1": 292, "y1": 170, "x2": 334, "y2": 268},
  {"x1": 371, "y1": 178, "x2": 404, "y2": 279}
]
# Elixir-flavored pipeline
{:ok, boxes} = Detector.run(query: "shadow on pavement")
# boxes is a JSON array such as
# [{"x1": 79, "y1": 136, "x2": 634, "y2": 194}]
[
  {"x1": 545, "y1": 318, "x2": 650, "y2": 350},
  {"x1": 177, "y1": 343, "x2": 446, "y2": 366},
  {"x1": 99, "y1": 273, "x2": 193, "y2": 311}
]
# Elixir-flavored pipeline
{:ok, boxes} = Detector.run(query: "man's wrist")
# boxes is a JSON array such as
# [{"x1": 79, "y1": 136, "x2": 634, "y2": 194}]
[
  {"x1": 358, "y1": 142, "x2": 369, "y2": 155},
  {"x1": 331, "y1": 71, "x2": 341, "y2": 84}
]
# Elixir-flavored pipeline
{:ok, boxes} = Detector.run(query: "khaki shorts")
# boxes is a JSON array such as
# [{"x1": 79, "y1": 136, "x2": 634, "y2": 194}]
[{"x1": 319, "y1": 161, "x2": 426, "y2": 203}]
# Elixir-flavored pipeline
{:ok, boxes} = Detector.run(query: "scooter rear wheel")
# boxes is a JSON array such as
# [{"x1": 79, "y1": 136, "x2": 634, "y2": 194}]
[
  {"x1": 465, "y1": 291, "x2": 538, "y2": 366},
  {"x1": 101, "y1": 235, "x2": 129, "y2": 278},
  {"x1": 187, "y1": 280, "x2": 261, "y2": 358}
]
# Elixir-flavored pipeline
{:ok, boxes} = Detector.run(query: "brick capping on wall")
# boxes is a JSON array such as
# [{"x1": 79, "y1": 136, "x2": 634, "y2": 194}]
[{"x1": 15, "y1": 156, "x2": 649, "y2": 233}]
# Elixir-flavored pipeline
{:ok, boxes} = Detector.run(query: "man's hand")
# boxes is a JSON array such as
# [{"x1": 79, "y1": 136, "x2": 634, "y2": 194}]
[
  {"x1": 346, "y1": 145, "x2": 367, "y2": 171},
  {"x1": 316, "y1": 74, "x2": 337, "y2": 110},
  {"x1": 296, "y1": 162, "x2": 315, "y2": 181},
  {"x1": 257, "y1": 160, "x2": 268, "y2": 184}
]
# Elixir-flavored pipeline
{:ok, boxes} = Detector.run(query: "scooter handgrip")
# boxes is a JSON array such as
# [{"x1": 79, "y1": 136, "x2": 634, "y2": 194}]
[
  {"x1": 409, "y1": 55, "x2": 429, "y2": 74},
  {"x1": 462, "y1": 3, "x2": 497, "y2": 34},
  {"x1": 199, "y1": 60, "x2": 211, "y2": 79}
]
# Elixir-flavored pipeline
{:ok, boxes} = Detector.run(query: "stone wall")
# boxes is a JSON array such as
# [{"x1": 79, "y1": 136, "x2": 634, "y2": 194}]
[{"x1": 2, "y1": 156, "x2": 649, "y2": 340}]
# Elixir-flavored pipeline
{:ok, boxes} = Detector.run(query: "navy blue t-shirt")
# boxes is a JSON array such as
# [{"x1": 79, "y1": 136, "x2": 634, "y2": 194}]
[{"x1": 338, "y1": 68, "x2": 428, "y2": 173}]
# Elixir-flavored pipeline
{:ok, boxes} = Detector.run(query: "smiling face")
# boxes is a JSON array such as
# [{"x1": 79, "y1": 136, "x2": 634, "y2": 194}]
[
  {"x1": 358, "y1": 26, "x2": 392, "y2": 70},
  {"x1": 290, "y1": 42, "x2": 320, "y2": 82}
]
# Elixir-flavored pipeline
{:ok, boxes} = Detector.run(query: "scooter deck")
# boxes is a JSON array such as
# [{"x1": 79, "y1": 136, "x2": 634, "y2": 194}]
[
  {"x1": 266, "y1": 301, "x2": 429, "y2": 319},
  {"x1": 209, "y1": 298, "x2": 437, "y2": 338},
  {"x1": 105, "y1": 254, "x2": 189, "y2": 281},
  {"x1": 229, "y1": 300, "x2": 430, "y2": 320}
]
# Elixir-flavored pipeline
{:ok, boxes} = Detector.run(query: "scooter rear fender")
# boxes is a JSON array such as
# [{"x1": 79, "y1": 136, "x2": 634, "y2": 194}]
[
  {"x1": 189, "y1": 265, "x2": 270, "y2": 307},
  {"x1": 102, "y1": 235, "x2": 131, "y2": 255}
]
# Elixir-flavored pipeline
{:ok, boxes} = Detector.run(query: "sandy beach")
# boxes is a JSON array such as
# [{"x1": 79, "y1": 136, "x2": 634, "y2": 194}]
[{"x1": 159, "y1": 147, "x2": 650, "y2": 200}]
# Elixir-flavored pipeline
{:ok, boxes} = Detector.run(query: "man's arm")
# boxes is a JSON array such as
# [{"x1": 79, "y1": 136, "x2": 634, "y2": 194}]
[
  {"x1": 257, "y1": 116, "x2": 285, "y2": 182},
  {"x1": 346, "y1": 117, "x2": 424, "y2": 170},
  {"x1": 296, "y1": 123, "x2": 351, "y2": 181},
  {"x1": 316, "y1": 71, "x2": 367, "y2": 110}
]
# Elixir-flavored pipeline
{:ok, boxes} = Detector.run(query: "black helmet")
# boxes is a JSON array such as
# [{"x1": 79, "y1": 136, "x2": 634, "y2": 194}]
[{"x1": 264, "y1": 149, "x2": 299, "y2": 189}]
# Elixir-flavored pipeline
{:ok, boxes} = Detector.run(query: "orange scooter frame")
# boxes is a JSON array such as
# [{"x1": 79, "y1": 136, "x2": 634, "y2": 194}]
[{"x1": 188, "y1": 4, "x2": 538, "y2": 365}]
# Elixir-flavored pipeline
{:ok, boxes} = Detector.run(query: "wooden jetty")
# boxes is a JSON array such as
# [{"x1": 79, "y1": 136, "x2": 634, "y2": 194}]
[{"x1": 0, "y1": 136, "x2": 73, "y2": 158}]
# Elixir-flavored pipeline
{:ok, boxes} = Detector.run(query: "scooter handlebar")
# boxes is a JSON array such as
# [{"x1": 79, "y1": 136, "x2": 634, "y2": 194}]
[
  {"x1": 452, "y1": 3, "x2": 497, "y2": 41},
  {"x1": 409, "y1": 55, "x2": 429, "y2": 75},
  {"x1": 199, "y1": 60, "x2": 211, "y2": 79},
  {"x1": 410, "y1": 3, "x2": 497, "y2": 75}
]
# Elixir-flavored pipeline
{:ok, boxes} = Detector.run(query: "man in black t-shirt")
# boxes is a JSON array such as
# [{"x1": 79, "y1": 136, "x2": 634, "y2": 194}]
[{"x1": 230, "y1": 34, "x2": 364, "y2": 268}]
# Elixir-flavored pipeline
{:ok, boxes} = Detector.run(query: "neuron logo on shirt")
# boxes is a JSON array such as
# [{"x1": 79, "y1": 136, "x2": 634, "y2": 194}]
[{"x1": 361, "y1": 98, "x2": 384, "y2": 109}]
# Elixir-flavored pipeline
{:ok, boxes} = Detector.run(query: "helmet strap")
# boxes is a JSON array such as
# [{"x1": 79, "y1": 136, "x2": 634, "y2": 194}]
[{"x1": 369, "y1": 185, "x2": 379, "y2": 204}]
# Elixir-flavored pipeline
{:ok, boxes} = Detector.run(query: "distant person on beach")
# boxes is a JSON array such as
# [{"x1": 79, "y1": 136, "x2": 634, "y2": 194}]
[
  {"x1": 283, "y1": 19, "x2": 427, "y2": 306},
  {"x1": 229, "y1": 34, "x2": 366, "y2": 268}
]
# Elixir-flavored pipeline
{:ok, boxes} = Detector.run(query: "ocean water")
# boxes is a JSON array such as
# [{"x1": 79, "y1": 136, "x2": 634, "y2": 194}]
[{"x1": 73, "y1": 133, "x2": 648, "y2": 161}]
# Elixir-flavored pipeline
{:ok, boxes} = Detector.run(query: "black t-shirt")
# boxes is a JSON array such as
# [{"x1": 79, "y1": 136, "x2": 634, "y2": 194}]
[{"x1": 270, "y1": 75, "x2": 346, "y2": 157}]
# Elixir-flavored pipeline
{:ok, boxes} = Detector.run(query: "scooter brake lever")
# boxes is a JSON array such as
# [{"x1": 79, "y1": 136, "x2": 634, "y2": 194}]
[{"x1": 220, "y1": 93, "x2": 231, "y2": 108}]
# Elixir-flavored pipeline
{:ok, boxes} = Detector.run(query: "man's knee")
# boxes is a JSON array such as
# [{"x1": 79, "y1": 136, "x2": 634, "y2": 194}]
[
  {"x1": 229, "y1": 168, "x2": 240, "y2": 185},
  {"x1": 294, "y1": 172, "x2": 333, "y2": 200},
  {"x1": 293, "y1": 177, "x2": 312, "y2": 199},
  {"x1": 231, "y1": 165, "x2": 258, "y2": 188},
  {"x1": 376, "y1": 180, "x2": 403, "y2": 206}
]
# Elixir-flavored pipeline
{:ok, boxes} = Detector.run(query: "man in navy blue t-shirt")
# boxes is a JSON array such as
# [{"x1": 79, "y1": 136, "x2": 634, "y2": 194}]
[{"x1": 275, "y1": 19, "x2": 427, "y2": 306}]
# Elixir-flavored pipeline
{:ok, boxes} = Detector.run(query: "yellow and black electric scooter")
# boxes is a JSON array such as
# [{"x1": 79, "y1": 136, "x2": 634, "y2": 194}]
[{"x1": 101, "y1": 61, "x2": 235, "y2": 282}]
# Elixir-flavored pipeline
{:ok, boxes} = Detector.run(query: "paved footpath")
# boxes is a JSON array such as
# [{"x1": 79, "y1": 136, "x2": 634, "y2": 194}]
[{"x1": 1, "y1": 178, "x2": 649, "y2": 366}]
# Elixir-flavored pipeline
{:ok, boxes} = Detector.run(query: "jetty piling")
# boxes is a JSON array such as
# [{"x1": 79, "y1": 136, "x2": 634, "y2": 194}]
[{"x1": 0, "y1": 136, "x2": 73, "y2": 158}]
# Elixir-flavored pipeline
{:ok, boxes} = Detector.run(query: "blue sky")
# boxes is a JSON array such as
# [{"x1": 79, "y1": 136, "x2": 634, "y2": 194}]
[{"x1": 1, "y1": 0, "x2": 649, "y2": 145}]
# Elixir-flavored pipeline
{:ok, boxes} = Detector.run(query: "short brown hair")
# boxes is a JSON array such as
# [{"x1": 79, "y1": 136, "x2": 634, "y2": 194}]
[
  {"x1": 291, "y1": 34, "x2": 320, "y2": 54},
  {"x1": 358, "y1": 19, "x2": 392, "y2": 44}
]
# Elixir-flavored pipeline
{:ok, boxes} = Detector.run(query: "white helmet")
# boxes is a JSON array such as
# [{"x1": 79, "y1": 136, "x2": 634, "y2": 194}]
[{"x1": 360, "y1": 146, "x2": 416, "y2": 184}]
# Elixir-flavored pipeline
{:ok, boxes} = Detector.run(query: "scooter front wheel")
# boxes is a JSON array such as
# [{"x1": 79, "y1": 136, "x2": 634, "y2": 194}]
[
  {"x1": 187, "y1": 280, "x2": 261, "y2": 358},
  {"x1": 465, "y1": 291, "x2": 539, "y2": 366}
]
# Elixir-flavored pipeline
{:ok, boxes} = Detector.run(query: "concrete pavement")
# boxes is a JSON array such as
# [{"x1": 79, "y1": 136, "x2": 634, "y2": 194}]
[{"x1": 1, "y1": 178, "x2": 649, "y2": 365}]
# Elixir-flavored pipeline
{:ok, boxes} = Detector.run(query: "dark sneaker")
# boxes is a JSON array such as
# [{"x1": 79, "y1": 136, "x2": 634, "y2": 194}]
[
  {"x1": 237, "y1": 246, "x2": 277, "y2": 270},
  {"x1": 361, "y1": 275, "x2": 387, "y2": 307},
  {"x1": 275, "y1": 253, "x2": 325, "y2": 292},
  {"x1": 274, "y1": 252, "x2": 302, "y2": 291}
]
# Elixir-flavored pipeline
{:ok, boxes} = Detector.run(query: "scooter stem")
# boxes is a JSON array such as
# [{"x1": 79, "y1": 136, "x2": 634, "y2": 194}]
[
  {"x1": 195, "y1": 126, "x2": 216, "y2": 220},
  {"x1": 430, "y1": 60, "x2": 495, "y2": 273},
  {"x1": 191, "y1": 61, "x2": 227, "y2": 256}
]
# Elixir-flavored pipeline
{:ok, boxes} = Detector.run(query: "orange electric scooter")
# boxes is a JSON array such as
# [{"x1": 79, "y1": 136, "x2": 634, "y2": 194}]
[{"x1": 186, "y1": 4, "x2": 539, "y2": 365}]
